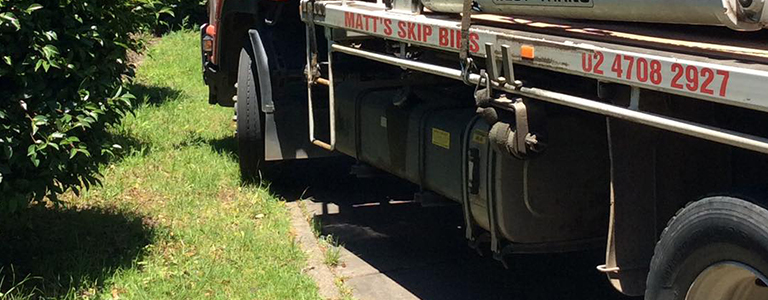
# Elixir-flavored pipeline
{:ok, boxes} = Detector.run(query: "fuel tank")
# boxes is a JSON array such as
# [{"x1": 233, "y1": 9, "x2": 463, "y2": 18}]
[{"x1": 421, "y1": 0, "x2": 768, "y2": 31}]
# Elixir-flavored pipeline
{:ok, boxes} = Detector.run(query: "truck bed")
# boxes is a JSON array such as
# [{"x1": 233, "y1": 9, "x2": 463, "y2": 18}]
[
  {"x1": 468, "y1": 13, "x2": 768, "y2": 65},
  {"x1": 309, "y1": 1, "x2": 768, "y2": 112}
]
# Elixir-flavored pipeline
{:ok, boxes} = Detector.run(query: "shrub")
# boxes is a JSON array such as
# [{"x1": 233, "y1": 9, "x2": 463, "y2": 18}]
[
  {"x1": 142, "y1": 0, "x2": 207, "y2": 34},
  {"x1": 0, "y1": 0, "x2": 146, "y2": 211}
]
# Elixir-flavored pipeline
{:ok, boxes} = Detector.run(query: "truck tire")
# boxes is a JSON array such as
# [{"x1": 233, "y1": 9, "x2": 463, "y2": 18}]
[
  {"x1": 236, "y1": 41, "x2": 266, "y2": 180},
  {"x1": 645, "y1": 196, "x2": 768, "y2": 300}
]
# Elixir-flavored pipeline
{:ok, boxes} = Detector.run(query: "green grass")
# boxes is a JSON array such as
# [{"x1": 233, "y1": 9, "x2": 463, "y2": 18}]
[
  {"x1": 318, "y1": 235, "x2": 342, "y2": 268},
  {"x1": 0, "y1": 31, "x2": 320, "y2": 300}
]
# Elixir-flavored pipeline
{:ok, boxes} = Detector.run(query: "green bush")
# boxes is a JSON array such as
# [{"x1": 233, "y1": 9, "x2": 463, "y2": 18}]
[
  {"x1": 0, "y1": 0, "x2": 148, "y2": 211},
  {"x1": 141, "y1": 0, "x2": 207, "y2": 34}
]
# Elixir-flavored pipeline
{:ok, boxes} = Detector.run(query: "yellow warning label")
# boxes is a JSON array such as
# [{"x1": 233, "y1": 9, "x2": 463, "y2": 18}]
[
  {"x1": 472, "y1": 130, "x2": 487, "y2": 145},
  {"x1": 432, "y1": 128, "x2": 451, "y2": 150}
]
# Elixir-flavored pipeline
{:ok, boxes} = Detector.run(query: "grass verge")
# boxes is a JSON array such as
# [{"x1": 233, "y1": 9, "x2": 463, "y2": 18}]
[{"x1": 0, "y1": 30, "x2": 320, "y2": 300}]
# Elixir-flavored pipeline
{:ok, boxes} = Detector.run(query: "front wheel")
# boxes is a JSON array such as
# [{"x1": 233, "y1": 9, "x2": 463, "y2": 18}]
[
  {"x1": 236, "y1": 41, "x2": 266, "y2": 180},
  {"x1": 645, "y1": 196, "x2": 768, "y2": 300}
]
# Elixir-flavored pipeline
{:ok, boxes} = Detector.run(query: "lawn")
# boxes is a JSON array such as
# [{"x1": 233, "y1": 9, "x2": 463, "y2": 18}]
[{"x1": 0, "y1": 31, "x2": 320, "y2": 300}]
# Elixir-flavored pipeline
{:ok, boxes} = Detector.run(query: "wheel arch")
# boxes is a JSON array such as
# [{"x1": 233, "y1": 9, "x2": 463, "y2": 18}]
[{"x1": 210, "y1": 0, "x2": 262, "y2": 107}]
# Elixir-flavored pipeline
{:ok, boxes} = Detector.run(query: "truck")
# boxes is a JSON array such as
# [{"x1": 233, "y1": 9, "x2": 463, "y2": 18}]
[{"x1": 199, "y1": 0, "x2": 768, "y2": 298}]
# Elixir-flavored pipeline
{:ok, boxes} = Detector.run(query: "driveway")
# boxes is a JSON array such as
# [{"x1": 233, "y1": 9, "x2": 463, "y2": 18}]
[{"x1": 266, "y1": 157, "x2": 639, "y2": 300}]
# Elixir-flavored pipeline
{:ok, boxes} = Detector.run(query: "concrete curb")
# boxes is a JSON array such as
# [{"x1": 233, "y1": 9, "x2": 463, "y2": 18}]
[{"x1": 287, "y1": 201, "x2": 343, "y2": 300}]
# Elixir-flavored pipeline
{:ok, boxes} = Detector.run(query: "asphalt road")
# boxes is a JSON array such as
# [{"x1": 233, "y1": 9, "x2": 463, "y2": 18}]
[{"x1": 264, "y1": 157, "x2": 640, "y2": 300}]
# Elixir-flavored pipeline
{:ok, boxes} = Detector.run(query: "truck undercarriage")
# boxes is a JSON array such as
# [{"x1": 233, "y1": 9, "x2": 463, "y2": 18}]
[{"x1": 201, "y1": 0, "x2": 768, "y2": 298}]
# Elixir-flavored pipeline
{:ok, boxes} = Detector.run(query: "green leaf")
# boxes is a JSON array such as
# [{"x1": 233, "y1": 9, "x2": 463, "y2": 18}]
[
  {"x1": 0, "y1": 12, "x2": 20, "y2": 30},
  {"x1": 159, "y1": 7, "x2": 175, "y2": 17},
  {"x1": 25, "y1": 3, "x2": 44, "y2": 13},
  {"x1": 32, "y1": 115, "x2": 48, "y2": 126},
  {"x1": 44, "y1": 31, "x2": 58, "y2": 41},
  {"x1": 41, "y1": 45, "x2": 59, "y2": 59},
  {"x1": 34, "y1": 59, "x2": 44, "y2": 72}
]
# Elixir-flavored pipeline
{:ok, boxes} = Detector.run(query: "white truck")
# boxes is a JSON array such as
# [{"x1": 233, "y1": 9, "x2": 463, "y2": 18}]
[{"x1": 200, "y1": 0, "x2": 768, "y2": 298}]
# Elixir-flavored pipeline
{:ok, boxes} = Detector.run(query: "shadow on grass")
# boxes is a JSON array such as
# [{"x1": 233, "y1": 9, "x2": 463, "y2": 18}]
[
  {"x1": 101, "y1": 82, "x2": 185, "y2": 161},
  {"x1": 107, "y1": 130, "x2": 152, "y2": 162},
  {"x1": 208, "y1": 136, "x2": 237, "y2": 158},
  {"x1": 204, "y1": 135, "x2": 360, "y2": 200},
  {"x1": 129, "y1": 83, "x2": 183, "y2": 107},
  {"x1": 0, "y1": 206, "x2": 154, "y2": 297}
]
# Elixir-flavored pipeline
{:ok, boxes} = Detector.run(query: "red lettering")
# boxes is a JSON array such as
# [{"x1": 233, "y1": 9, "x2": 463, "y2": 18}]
[
  {"x1": 582, "y1": 53, "x2": 593, "y2": 73},
  {"x1": 397, "y1": 21, "x2": 407, "y2": 38},
  {"x1": 717, "y1": 70, "x2": 730, "y2": 97},
  {"x1": 344, "y1": 12, "x2": 355, "y2": 28},
  {"x1": 423, "y1": 25, "x2": 432, "y2": 42},
  {"x1": 469, "y1": 33, "x2": 479, "y2": 53},
  {"x1": 371, "y1": 16, "x2": 379, "y2": 32},
  {"x1": 384, "y1": 19, "x2": 392, "y2": 35},
  {"x1": 363, "y1": 15, "x2": 371, "y2": 31},
  {"x1": 700, "y1": 68, "x2": 715, "y2": 95},
  {"x1": 454, "y1": 30, "x2": 461, "y2": 49},
  {"x1": 610, "y1": 54, "x2": 621, "y2": 77},
  {"x1": 407, "y1": 22, "x2": 416, "y2": 40},
  {"x1": 671, "y1": 63, "x2": 684, "y2": 89},
  {"x1": 439, "y1": 28, "x2": 448, "y2": 46},
  {"x1": 355, "y1": 14, "x2": 363, "y2": 30}
]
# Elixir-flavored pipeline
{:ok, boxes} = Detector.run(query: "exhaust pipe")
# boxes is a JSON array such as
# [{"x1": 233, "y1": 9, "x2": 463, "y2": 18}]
[{"x1": 421, "y1": 0, "x2": 767, "y2": 31}]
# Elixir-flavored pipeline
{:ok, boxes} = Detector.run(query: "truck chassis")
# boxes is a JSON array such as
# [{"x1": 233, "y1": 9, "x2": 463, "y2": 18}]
[{"x1": 201, "y1": 0, "x2": 768, "y2": 298}]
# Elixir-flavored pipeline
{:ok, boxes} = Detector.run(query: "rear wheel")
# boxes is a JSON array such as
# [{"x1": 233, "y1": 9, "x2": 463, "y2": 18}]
[
  {"x1": 645, "y1": 196, "x2": 768, "y2": 300},
  {"x1": 236, "y1": 41, "x2": 266, "y2": 180}
]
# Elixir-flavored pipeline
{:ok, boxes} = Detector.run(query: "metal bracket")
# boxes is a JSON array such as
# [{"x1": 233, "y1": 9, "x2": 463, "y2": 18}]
[
  {"x1": 386, "y1": 0, "x2": 423, "y2": 14},
  {"x1": 511, "y1": 99, "x2": 529, "y2": 158},
  {"x1": 304, "y1": 2, "x2": 336, "y2": 151},
  {"x1": 304, "y1": 0, "x2": 321, "y2": 85},
  {"x1": 474, "y1": 70, "x2": 492, "y2": 107},
  {"x1": 486, "y1": 97, "x2": 544, "y2": 160},
  {"x1": 485, "y1": 43, "x2": 523, "y2": 89}
]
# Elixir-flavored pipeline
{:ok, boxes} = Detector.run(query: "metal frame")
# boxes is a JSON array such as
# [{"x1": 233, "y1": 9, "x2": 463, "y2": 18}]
[
  {"x1": 299, "y1": 0, "x2": 768, "y2": 155},
  {"x1": 331, "y1": 44, "x2": 768, "y2": 155},
  {"x1": 300, "y1": 2, "x2": 768, "y2": 292},
  {"x1": 306, "y1": 1, "x2": 768, "y2": 114},
  {"x1": 305, "y1": 1, "x2": 337, "y2": 151}
]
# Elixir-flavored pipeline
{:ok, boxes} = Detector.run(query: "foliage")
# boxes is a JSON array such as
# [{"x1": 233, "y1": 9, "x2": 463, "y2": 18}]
[
  {"x1": 1, "y1": 31, "x2": 320, "y2": 299},
  {"x1": 0, "y1": 0, "x2": 144, "y2": 211},
  {"x1": 0, "y1": 0, "x2": 206, "y2": 212},
  {"x1": 139, "y1": 0, "x2": 207, "y2": 34},
  {"x1": 320, "y1": 234, "x2": 342, "y2": 267}
]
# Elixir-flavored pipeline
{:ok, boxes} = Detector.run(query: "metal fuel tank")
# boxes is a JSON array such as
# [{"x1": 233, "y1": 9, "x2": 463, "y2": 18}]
[{"x1": 420, "y1": 0, "x2": 768, "y2": 31}]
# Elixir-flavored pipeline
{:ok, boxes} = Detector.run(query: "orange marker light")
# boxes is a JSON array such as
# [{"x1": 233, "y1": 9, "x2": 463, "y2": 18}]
[
  {"x1": 521, "y1": 45, "x2": 535, "y2": 59},
  {"x1": 203, "y1": 39, "x2": 214, "y2": 52},
  {"x1": 205, "y1": 24, "x2": 216, "y2": 37}
]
